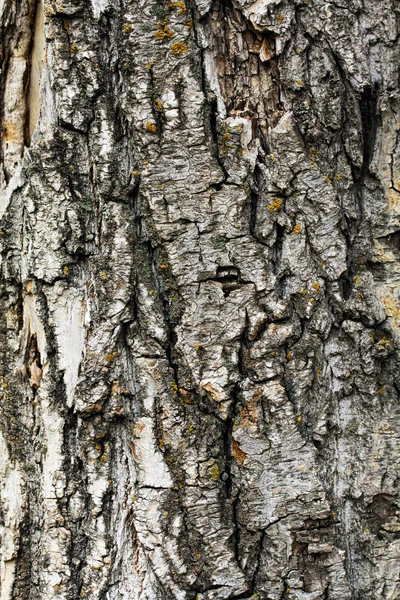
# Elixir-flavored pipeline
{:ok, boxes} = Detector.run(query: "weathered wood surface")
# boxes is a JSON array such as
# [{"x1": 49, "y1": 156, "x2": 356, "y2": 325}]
[{"x1": 0, "y1": 0, "x2": 399, "y2": 598}]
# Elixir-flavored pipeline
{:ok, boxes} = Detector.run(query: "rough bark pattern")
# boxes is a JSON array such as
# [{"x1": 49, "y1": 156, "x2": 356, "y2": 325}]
[{"x1": 0, "y1": 0, "x2": 399, "y2": 598}]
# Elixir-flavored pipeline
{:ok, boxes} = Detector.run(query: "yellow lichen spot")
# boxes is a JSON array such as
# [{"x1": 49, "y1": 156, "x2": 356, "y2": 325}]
[
  {"x1": 123, "y1": 22, "x2": 132, "y2": 33},
  {"x1": 70, "y1": 43, "x2": 77, "y2": 54},
  {"x1": 299, "y1": 289, "x2": 307, "y2": 296},
  {"x1": 297, "y1": 414, "x2": 303, "y2": 424},
  {"x1": 312, "y1": 282, "x2": 321, "y2": 293},
  {"x1": 269, "y1": 198, "x2": 283, "y2": 212},
  {"x1": 296, "y1": 80, "x2": 304, "y2": 86},
  {"x1": 99, "y1": 271, "x2": 108, "y2": 280},
  {"x1": 169, "y1": 1, "x2": 186, "y2": 15},
  {"x1": 160, "y1": 262, "x2": 169, "y2": 269},
  {"x1": 286, "y1": 352, "x2": 293, "y2": 360},
  {"x1": 208, "y1": 463, "x2": 220, "y2": 480},
  {"x1": 335, "y1": 172, "x2": 343, "y2": 181},
  {"x1": 146, "y1": 60, "x2": 155, "y2": 70},
  {"x1": 80, "y1": 591, "x2": 85, "y2": 597},
  {"x1": 106, "y1": 353, "x2": 115, "y2": 361},
  {"x1": 63, "y1": 21, "x2": 69, "y2": 30},
  {"x1": 155, "y1": 99, "x2": 163, "y2": 110},
  {"x1": 271, "y1": 351, "x2": 276, "y2": 357},
  {"x1": 186, "y1": 18, "x2": 192, "y2": 29},
  {"x1": 325, "y1": 175, "x2": 332, "y2": 184},
  {"x1": 276, "y1": 12, "x2": 285, "y2": 22},
  {"x1": 145, "y1": 121, "x2": 157, "y2": 133},
  {"x1": 331, "y1": 511, "x2": 336, "y2": 518},
  {"x1": 131, "y1": 495, "x2": 137, "y2": 501},
  {"x1": 170, "y1": 381, "x2": 179, "y2": 393},
  {"x1": 193, "y1": 343, "x2": 203, "y2": 350},
  {"x1": 170, "y1": 41, "x2": 187, "y2": 55},
  {"x1": 347, "y1": 372, "x2": 351, "y2": 377},
  {"x1": 378, "y1": 386, "x2": 386, "y2": 395},
  {"x1": 63, "y1": 266, "x2": 69, "y2": 277},
  {"x1": 100, "y1": 454, "x2": 106, "y2": 462},
  {"x1": 291, "y1": 224, "x2": 301, "y2": 234},
  {"x1": 310, "y1": 297, "x2": 315, "y2": 303},
  {"x1": 132, "y1": 171, "x2": 140, "y2": 177},
  {"x1": 316, "y1": 369, "x2": 321, "y2": 376},
  {"x1": 155, "y1": 20, "x2": 174, "y2": 40},
  {"x1": 0, "y1": 231, "x2": 4, "y2": 236},
  {"x1": 95, "y1": 444, "x2": 102, "y2": 452}
]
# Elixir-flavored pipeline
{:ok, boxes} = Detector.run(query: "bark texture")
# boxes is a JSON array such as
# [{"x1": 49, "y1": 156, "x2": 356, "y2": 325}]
[{"x1": 0, "y1": 0, "x2": 400, "y2": 598}]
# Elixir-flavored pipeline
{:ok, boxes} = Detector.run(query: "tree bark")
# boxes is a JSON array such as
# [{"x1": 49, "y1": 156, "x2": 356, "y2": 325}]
[{"x1": 0, "y1": 0, "x2": 399, "y2": 598}]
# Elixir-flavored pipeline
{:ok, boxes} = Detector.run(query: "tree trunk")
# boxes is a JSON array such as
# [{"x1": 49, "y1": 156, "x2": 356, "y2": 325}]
[{"x1": 0, "y1": 0, "x2": 399, "y2": 598}]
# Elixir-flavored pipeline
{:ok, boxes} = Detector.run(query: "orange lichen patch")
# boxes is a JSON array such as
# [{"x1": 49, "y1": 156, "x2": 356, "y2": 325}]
[
  {"x1": 186, "y1": 18, "x2": 192, "y2": 29},
  {"x1": 169, "y1": 1, "x2": 186, "y2": 15},
  {"x1": 276, "y1": 12, "x2": 284, "y2": 22},
  {"x1": 170, "y1": 41, "x2": 187, "y2": 55},
  {"x1": 269, "y1": 198, "x2": 283, "y2": 212},
  {"x1": 155, "y1": 20, "x2": 174, "y2": 40},
  {"x1": 312, "y1": 282, "x2": 321, "y2": 293},
  {"x1": 145, "y1": 121, "x2": 157, "y2": 132},
  {"x1": 155, "y1": 99, "x2": 163, "y2": 110},
  {"x1": 70, "y1": 43, "x2": 77, "y2": 53},
  {"x1": 63, "y1": 265, "x2": 69, "y2": 277},
  {"x1": 380, "y1": 287, "x2": 400, "y2": 329},
  {"x1": 299, "y1": 289, "x2": 307, "y2": 296},
  {"x1": 201, "y1": 381, "x2": 221, "y2": 402},
  {"x1": 123, "y1": 22, "x2": 132, "y2": 33},
  {"x1": 291, "y1": 224, "x2": 301, "y2": 234},
  {"x1": 207, "y1": 463, "x2": 220, "y2": 480},
  {"x1": 232, "y1": 439, "x2": 247, "y2": 464},
  {"x1": 286, "y1": 352, "x2": 293, "y2": 360}
]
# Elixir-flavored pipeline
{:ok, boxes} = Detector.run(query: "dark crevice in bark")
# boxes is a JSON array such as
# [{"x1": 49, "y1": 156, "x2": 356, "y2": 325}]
[{"x1": 356, "y1": 84, "x2": 379, "y2": 185}]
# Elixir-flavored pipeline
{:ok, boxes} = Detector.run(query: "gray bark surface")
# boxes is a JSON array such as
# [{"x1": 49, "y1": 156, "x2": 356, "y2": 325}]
[{"x1": 0, "y1": 0, "x2": 399, "y2": 598}]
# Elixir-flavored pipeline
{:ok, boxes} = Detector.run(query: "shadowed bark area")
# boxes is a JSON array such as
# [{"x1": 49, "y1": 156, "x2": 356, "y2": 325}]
[{"x1": 0, "y1": 0, "x2": 399, "y2": 599}]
